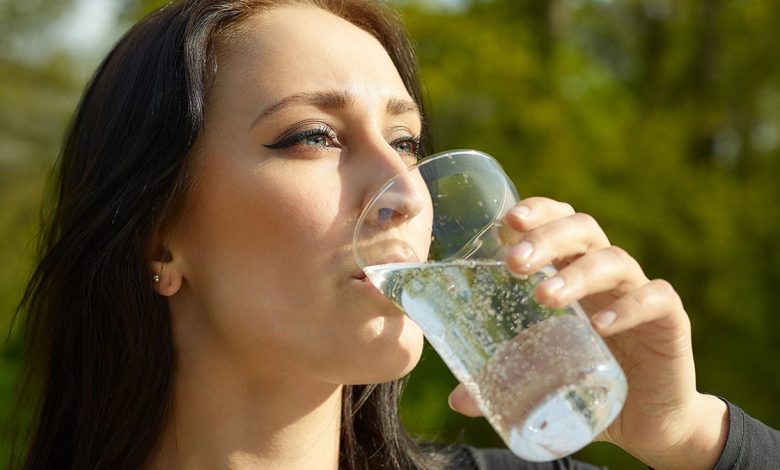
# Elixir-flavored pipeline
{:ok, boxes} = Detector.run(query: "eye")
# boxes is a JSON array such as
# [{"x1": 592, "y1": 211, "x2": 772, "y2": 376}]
[
  {"x1": 302, "y1": 134, "x2": 329, "y2": 147},
  {"x1": 394, "y1": 140, "x2": 415, "y2": 154},
  {"x1": 264, "y1": 125, "x2": 339, "y2": 150},
  {"x1": 389, "y1": 135, "x2": 423, "y2": 160}
]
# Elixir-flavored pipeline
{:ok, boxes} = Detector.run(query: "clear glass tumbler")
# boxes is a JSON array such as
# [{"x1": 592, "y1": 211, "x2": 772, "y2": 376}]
[{"x1": 353, "y1": 149, "x2": 627, "y2": 461}]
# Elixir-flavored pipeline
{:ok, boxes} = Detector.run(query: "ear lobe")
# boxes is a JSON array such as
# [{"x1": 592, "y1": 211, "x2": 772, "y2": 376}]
[{"x1": 150, "y1": 249, "x2": 183, "y2": 297}]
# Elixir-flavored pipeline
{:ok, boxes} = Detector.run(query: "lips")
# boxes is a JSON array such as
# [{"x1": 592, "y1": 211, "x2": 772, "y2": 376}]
[{"x1": 355, "y1": 238, "x2": 420, "y2": 268}]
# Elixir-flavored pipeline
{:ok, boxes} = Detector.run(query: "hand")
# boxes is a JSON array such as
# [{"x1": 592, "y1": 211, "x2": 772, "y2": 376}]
[{"x1": 447, "y1": 197, "x2": 728, "y2": 469}]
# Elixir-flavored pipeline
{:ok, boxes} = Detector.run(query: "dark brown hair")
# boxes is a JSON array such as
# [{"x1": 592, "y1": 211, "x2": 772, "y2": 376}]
[{"x1": 13, "y1": 1, "x2": 450, "y2": 468}]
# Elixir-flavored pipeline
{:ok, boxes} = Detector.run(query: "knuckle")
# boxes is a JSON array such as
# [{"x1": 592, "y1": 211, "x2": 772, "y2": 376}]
[
  {"x1": 573, "y1": 211, "x2": 598, "y2": 228},
  {"x1": 604, "y1": 245, "x2": 644, "y2": 275},
  {"x1": 604, "y1": 245, "x2": 631, "y2": 264},
  {"x1": 633, "y1": 288, "x2": 656, "y2": 311},
  {"x1": 559, "y1": 202, "x2": 575, "y2": 215},
  {"x1": 521, "y1": 196, "x2": 548, "y2": 209},
  {"x1": 623, "y1": 279, "x2": 683, "y2": 317},
  {"x1": 572, "y1": 212, "x2": 611, "y2": 247},
  {"x1": 650, "y1": 278, "x2": 683, "y2": 308}
]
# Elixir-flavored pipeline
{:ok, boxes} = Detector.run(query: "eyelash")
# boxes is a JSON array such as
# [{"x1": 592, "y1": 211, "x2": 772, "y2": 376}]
[
  {"x1": 264, "y1": 126, "x2": 423, "y2": 159},
  {"x1": 388, "y1": 135, "x2": 423, "y2": 159},
  {"x1": 264, "y1": 126, "x2": 337, "y2": 150}
]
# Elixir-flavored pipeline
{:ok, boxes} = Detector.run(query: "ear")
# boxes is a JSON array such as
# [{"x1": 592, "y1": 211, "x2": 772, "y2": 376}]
[{"x1": 149, "y1": 245, "x2": 184, "y2": 297}]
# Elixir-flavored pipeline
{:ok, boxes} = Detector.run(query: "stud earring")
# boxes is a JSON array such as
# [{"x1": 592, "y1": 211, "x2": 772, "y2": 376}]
[{"x1": 152, "y1": 274, "x2": 161, "y2": 283}]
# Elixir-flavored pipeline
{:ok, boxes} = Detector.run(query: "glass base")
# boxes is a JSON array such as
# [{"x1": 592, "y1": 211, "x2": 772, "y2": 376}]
[{"x1": 505, "y1": 380, "x2": 624, "y2": 462}]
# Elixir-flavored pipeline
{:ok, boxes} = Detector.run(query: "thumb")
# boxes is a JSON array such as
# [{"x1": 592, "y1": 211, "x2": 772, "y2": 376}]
[{"x1": 448, "y1": 384, "x2": 483, "y2": 417}]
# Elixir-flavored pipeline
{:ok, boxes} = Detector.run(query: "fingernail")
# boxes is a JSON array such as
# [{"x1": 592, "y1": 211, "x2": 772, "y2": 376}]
[
  {"x1": 510, "y1": 241, "x2": 534, "y2": 262},
  {"x1": 593, "y1": 310, "x2": 617, "y2": 329},
  {"x1": 510, "y1": 205, "x2": 531, "y2": 221},
  {"x1": 447, "y1": 390, "x2": 461, "y2": 410},
  {"x1": 542, "y1": 276, "x2": 565, "y2": 294}
]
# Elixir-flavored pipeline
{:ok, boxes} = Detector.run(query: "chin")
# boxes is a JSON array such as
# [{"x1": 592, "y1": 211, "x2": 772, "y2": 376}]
[{"x1": 345, "y1": 316, "x2": 425, "y2": 384}]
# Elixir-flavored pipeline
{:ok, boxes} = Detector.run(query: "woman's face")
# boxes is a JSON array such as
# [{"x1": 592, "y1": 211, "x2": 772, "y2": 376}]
[{"x1": 164, "y1": 5, "x2": 430, "y2": 385}]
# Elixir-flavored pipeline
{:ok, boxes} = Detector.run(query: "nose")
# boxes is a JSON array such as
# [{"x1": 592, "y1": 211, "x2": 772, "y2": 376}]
[
  {"x1": 360, "y1": 147, "x2": 427, "y2": 229},
  {"x1": 368, "y1": 183, "x2": 424, "y2": 228}
]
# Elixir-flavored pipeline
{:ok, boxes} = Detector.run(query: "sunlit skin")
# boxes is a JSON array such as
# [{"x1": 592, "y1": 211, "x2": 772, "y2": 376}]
[
  {"x1": 146, "y1": 5, "x2": 727, "y2": 470},
  {"x1": 451, "y1": 199, "x2": 729, "y2": 468},
  {"x1": 148, "y1": 6, "x2": 428, "y2": 469}
]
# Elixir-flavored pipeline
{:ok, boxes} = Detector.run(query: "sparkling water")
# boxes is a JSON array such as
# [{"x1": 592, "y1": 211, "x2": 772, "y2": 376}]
[{"x1": 365, "y1": 260, "x2": 626, "y2": 461}]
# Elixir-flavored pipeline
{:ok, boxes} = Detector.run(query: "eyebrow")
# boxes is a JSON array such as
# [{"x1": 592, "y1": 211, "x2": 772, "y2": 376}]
[{"x1": 249, "y1": 90, "x2": 421, "y2": 130}]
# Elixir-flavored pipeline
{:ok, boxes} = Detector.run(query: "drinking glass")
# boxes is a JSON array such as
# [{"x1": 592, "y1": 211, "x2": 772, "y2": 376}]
[{"x1": 353, "y1": 149, "x2": 627, "y2": 461}]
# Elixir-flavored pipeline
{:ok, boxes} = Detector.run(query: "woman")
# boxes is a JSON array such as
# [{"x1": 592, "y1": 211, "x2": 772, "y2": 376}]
[{"x1": 13, "y1": 0, "x2": 777, "y2": 469}]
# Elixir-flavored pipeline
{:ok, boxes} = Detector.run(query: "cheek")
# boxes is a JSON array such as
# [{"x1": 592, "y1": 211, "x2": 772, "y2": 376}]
[
  {"x1": 172, "y1": 163, "x2": 358, "y2": 379},
  {"x1": 178, "y1": 160, "x2": 346, "y2": 335},
  {"x1": 195, "y1": 160, "x2": 341, "y2": 266}
]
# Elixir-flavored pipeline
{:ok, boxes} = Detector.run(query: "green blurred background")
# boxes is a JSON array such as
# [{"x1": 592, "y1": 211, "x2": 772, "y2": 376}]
[{"x1": 1, "y1": 0, "x2": 779, "y2": 467}]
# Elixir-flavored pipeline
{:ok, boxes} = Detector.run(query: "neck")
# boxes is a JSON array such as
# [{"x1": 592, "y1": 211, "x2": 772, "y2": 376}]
[{"x1": 147, "y1": 346, "x2": 343, "y2": 470}]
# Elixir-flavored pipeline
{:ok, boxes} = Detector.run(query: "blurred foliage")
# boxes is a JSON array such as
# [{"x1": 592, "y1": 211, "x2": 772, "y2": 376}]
[
  {"x1": 397, "y1": 0, "x2": 780, "y2": 467},
  {"x1": 1, "y1": 0, "x2": 779, "y2": 468}
]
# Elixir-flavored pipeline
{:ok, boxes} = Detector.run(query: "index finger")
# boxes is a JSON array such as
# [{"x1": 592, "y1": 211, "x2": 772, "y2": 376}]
[{"x1": 503, "y1": 197, "x2": 576, "y2": 232}]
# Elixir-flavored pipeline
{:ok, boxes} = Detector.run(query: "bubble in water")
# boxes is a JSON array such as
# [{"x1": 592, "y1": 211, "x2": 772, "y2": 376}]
[
  {"x1": 408, "y1": 277, "x2": 424, "y2": 294},
  {"x1": 364, "y1": 260, "x2": 626, "y2": 461}
]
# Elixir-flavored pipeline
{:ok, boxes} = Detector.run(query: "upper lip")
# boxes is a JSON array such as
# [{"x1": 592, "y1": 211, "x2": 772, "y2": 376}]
[{"x1": 380, "y1": 252, "x2": 418, "y2": 264}]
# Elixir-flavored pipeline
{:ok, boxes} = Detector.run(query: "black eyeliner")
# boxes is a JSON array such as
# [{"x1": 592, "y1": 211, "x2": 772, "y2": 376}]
[{"x1": 264, "y1": 126, "x2": 335, "y2": 149}]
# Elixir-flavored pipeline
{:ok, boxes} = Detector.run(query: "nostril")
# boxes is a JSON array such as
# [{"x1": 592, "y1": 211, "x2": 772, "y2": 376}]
[
  {"x1": 367, "y1": 176, "x2": 426, "y2": 228},
  {"x1": 378, "y1": 207, "x2": 394, "y2": 224}
]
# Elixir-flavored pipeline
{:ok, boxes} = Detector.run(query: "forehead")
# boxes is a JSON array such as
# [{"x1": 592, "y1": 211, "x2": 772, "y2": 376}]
[{"x1": 209, "y1": 5, "x2": 412, "y2": 109}]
